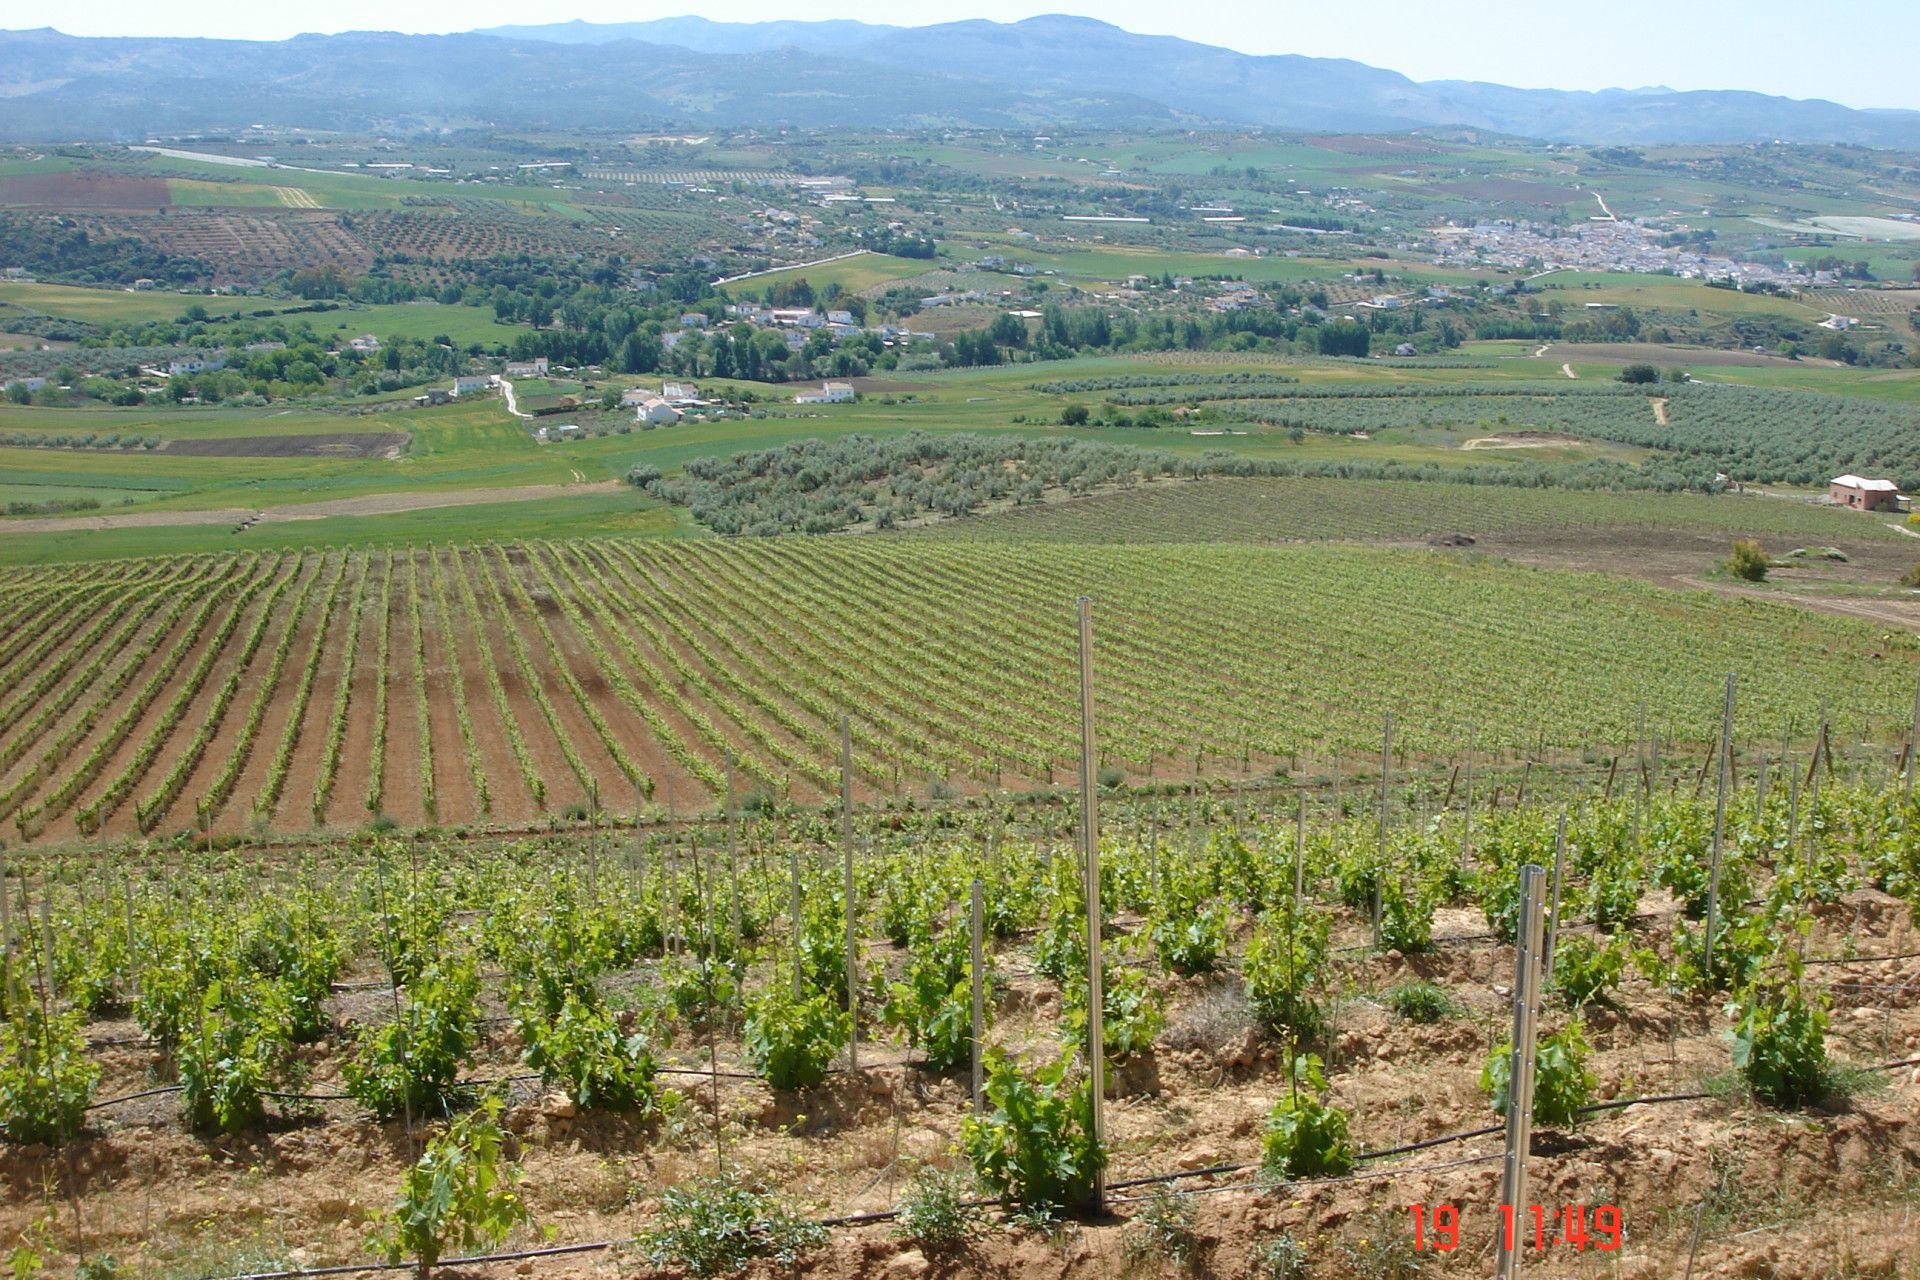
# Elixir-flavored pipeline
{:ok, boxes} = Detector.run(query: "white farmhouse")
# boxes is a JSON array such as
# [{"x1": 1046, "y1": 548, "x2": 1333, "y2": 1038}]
[
  {"x1": 794, "y1": 381, "x2": 856, "y2": 405},
  {"x1": 634, "y1": 395, "x2": 682, "y2": 425}
]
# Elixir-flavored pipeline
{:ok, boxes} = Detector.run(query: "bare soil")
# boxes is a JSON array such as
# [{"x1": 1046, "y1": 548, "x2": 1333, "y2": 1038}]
[
  {"x1": 161, "y1": 432, "x2": 409, "y2": 459},
  {"x1": 0, "y1": 172, "x2": 171, "y2": 209}
]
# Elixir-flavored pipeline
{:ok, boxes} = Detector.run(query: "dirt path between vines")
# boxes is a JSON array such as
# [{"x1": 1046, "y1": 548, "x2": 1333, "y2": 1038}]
[{"x1": 0, "y1": 480, "x2": 621, "y2": 535}]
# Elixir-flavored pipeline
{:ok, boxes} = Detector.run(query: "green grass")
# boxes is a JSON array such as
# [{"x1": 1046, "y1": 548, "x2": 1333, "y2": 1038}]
[
  {"x1": 321, "y1": 302, "x2": 527, "y2": 347},
  {"x1": 165, "y1": 178, "x2": 293, "y2": 208},
  {"x1": 0, "y1": 482, "x2": 164, "y2": 509},
  {"x1": 908, "y1": 473, "x2": 1907, "y2": 546},
  {"x1": 0, "y1": 282, "x2": 286, "y2": 325},
  {"x1": 0, "y1": 489, "x2": 687, "y2": 565},
  {"x1": 726, "y1": 253, "x2": 936, "y2": 295},
  {"x1": 2, "y1": 349, "x2": 1916, "y2": 556},
  {"x1": 1531, "y1": 273, "x2": 1829, "y2": 321}
]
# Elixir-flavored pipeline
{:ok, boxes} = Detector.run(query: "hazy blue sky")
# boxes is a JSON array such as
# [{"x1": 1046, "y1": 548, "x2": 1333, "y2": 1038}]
[{"x1": 33, "y1": 1, "x2": 1920, "y2": 111}]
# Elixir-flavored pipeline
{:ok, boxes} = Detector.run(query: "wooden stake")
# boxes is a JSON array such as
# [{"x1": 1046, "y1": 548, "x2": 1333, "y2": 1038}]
[
  {"x1": 1543, "y1": 812, "x2": 1567, "y2": 983},
  {"x1": 1907, "y1": 673, "x2": 1920, "y2": 802},
  {"x1": 1374, "y1": 712, "x2": 1390, "y2": 950},
  {"x1": 1076, "y1": 596, "x2": 1106, "y2": 1210},
  {"x1": 840, "y1": 716, "x2": 858, "y2": 1073},
  {"x1": 970, "y1": 877, "x2": 985, "y2": 1114},
  {"x1": 1705, "y1": 674, "x2": 1734, "y2": 977},
  {"x1": 725, "y1": 755, "x2": 741, "y2": 953},
  {"x1": 1495, "y1": 863, "x2": 1548, "y2": 1280}
]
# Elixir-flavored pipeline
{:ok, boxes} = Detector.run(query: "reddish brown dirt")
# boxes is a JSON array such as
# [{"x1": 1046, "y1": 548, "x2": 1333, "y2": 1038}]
[
  {"x1": 377, "y1": 559, "x2": 430, "y2": 829},
  {"x1": 0, "y1": 172, "x2": 171, "y2": 208},
  {"x1": 469, "y1": 548, "x2": 591, "y2": 814},
  {"x1": 515, "y1": 551, "x2": 685, "y2": 813},
  {"x1": 585, "y1": 544, "x2": 831, "y2": 807}
]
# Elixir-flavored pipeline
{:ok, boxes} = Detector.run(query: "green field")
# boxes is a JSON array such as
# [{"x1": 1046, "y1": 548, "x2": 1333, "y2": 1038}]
[
  {"x1": 0, "y1": 281, "x2": 306, "y2": 325},
  {"x1": 728, "y1": 253, "x2": 937, "y2": 295},
  {"x1": 909, "y1": 473, "x2": 1906, "y2": 546},
  {"x1": 5, "y1": 346, "x2": 1920, "y2": 563}
]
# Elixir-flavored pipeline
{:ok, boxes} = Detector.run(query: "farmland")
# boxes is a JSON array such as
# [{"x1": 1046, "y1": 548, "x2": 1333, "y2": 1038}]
[
  {"x1": 0, "y1": 762, "x2": 1915, "y2": 1278},
  {"x1": 3, "y1": 119, "x2": 1920, "y2": 1280},
  {"x1": 1, "y1": 539, "x2": 1917, "y2": 848}
]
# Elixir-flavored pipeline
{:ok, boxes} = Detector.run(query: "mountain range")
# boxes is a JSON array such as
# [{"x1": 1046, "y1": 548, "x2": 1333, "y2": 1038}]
[{"x1": 2, "y1": 15, "x2": 1917, "y2": 147}]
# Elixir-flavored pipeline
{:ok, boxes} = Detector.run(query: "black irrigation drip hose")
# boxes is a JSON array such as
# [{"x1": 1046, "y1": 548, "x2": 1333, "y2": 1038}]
[
  {"x1": 1805, "y1": 949, "x2": 1920, "y2": 966},
  {"x1": 1105, "y1": 1153, "x2": 1509, "y2": 1206},
  {"x1": 222, "y1": 1239, "x2": 612, "y2": 1280},
  {"x1": 82, "y1": 1085, "x2": 180, "y2": 1111}
]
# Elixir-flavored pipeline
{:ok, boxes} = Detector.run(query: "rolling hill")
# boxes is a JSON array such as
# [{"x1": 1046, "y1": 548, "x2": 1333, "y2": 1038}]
[{"x1": 1, "y1": 16, "x2": 1917, "y2": 145}]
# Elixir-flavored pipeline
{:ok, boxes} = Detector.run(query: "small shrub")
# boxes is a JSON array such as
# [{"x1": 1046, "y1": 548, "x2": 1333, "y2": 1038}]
[
  {"x1": 1482, "y1": 1020, "x2": 1597, "y2": 1130},
  {"x1": 1260, "y1": 1056, "x2": 1354, "y2": 1179},
  {"x1": 1125, "y1": 1188, "x2": 1201, "y2": 1272},
  {"x1": 516, "y1": 992, "x2": 660, "y2": 1112},
  {"x1": 1064, "y1": 966, "x2": 1166, "y2": 1063},
  {"x1": 1151, "y1": 894, "x2": 1229, "y2": 977},
  {"x1": 1258, "y1": 1236, "x2": 1313, "y2": 1280},
  {"x1": 639, "y1": 1174, "x2": 825, "y2": 1277},
  {"x1": 1376, "y1": 880, "x2": 1434, "y2": 953},
  {"x1": 883, "y1": 937, "x2": 977, "y2": 1073},
  {"x1": 960, "y1": 1049, "x2": 1103, "y2": 1210},
  {"x1": 178, "y1": 980, "x2": 295, "y2": 1134},
  {"x1": 1902, "y1": 562, "x2": 1920, "y2": 589},
  {"x1": 892, "y1": 1166, "x2": 979, "y2": 1254},
  {"x1": 345, "y1": 958, "x2": 481, "y2": 1121},
  {"x1": 1243, "y1": 904, "x2": 1329, "y2": 1041},
  {"x1": 1385, "y1": 980, "x2": 1457, "y2": 1025},
  {"x1": 0, "y1": 999, "x2": 100, "y2": 1144},
  {"x1": 743, "y1": 990, "x2": 850, "y2": 1091},
  {"x1": 1725, "y1": 539, "x2": 1769, "y2": 582},
  {"x1": 1550, "y1": 936, "x2": 1627, "y2": 1011},
  {"x1": 370, "y1": 1100, "x2": 532, "y2": 1278},
  {"x1": 1732, "y1": 985, "x2": 1829, "y2": 1107}
]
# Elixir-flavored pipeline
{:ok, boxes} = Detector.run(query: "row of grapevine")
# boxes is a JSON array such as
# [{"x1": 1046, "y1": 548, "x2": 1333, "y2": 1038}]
[
  {"x1": 310, "y1": 552, "x2": 370, "y2": 824},
  {"x1": 0, "y1": 568, "x2": 233, "y2": 825},
  {"x1": 362, "y1": 552, "x2": 396, "y2": 816},
  {"x1": 5, "y1": 537, "x2": 1918, "y2": 840},
  {"x1": 252, "y1": 552, "x2": 349, "y2": 821},
  {"x1": 131, "y1": 558, "x2": 307, "y2": 832},
  {"x1": 196, "y1": 555, "x2": 338, "y2": 826},
  {"x1": 424, "y1": 545, "x2": 488, "y2": 815}
]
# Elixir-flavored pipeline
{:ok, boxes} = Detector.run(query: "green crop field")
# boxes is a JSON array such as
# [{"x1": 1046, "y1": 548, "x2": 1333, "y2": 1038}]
[
  {"x1": 0, "y1": 536, "x2": 1910, "y2": 845},
  {"x1": 909, "y1": 473, "x2": 1907, "y2": 547},
  {"x1": 731, "y1": 253, "x2": 937, "y2": 295}
]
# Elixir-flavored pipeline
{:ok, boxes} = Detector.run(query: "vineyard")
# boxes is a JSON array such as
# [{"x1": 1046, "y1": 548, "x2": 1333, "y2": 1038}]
[
  {"x1": 912, "y1": 474, "x2": 1910, "y2": 547},
  {"x1": 1, "y1": 539, "x2": 1918, "y2": 847},
  {"x1": 0, "y1": 760, "x2": 1915, "y2": 1277}
]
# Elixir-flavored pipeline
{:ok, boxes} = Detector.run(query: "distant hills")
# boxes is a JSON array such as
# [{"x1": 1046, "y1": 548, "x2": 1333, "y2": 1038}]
[{"x1": 2, "y1": 15, "x2": 1918, "y2": 146}]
